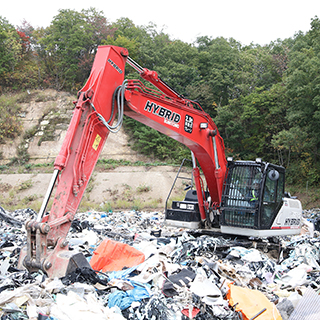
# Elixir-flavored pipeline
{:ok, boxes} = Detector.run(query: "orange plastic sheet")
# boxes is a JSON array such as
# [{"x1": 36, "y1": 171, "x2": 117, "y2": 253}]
[
  {"x1": 90, "y1": 239, "x2": 145, "y2": 272},
  {"x1": 227, "y1": 284, "x2": 282, "y2": 320}
]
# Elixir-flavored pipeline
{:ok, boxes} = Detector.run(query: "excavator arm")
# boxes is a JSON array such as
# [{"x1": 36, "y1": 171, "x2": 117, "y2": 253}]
[
  {"x1": 123, "y1": 80, "x2": 227, "y2": 204},
  {"x1": 18, "y1": 45, "x2": 225, "y2": 277}
]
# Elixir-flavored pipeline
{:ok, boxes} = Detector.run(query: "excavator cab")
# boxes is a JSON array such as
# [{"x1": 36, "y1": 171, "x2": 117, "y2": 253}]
[
  {"x1": 165, "y1": 158, "x2": 302, "y2": 237},
  {"x1": 221, "y1": 160, "x2": 267, "y2": 229},
  {"x1": 220, "y1": 159, "x2": 302, "y2": 237}
]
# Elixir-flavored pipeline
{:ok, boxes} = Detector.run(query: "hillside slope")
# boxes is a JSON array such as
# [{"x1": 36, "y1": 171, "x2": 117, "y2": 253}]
[
  {"x1": 0, "y1": 89, "x2": 149, "y2": 164},
  {"x1": 0, "y1": 90, "x2": 188, "y2": 211}
]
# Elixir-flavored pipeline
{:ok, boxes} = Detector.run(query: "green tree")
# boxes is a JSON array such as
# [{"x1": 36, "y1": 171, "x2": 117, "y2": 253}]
[
  {"x1": 77, "y1": 8, "x2": 114, "y2": 82},
  {"x1": 153, "y1": 40, "x2": 199, "y2": 96},
  {"x1": 112, "y1": 18, "x2": 146, "y2": 41},
  {"x1": 232, "y1": 44, "x2": 284, "y2": 100},
  {"x1": 278, "y1": 16, "x2": 320, "y2": 184},
  {"x1": 0, "y1": 17, "x2": 22, "y2": 87},
  {"x1": 216, "y1": 83, "x2": 289, "y2": 162},
  {"x1": 38, "y1": 8, "x2": 113, "y2": 91},
  {"x1": 8, "y1": 20, "x2": 42, "y2": 89},
  {"x1": 193, "y1": 36, "x2": 241, "y2": 113}
]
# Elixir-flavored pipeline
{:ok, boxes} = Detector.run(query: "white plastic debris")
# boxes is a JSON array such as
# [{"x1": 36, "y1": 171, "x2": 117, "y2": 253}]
[
  {"x1": 189, "y1": 270, "x2": 225, "y2": 306},
  {"x1": 277, "y1": 264, "x2": 312, "y2": 287},
  {"x1": 228, "y1": 246, "x2": 263, "y2": 262},
  {"x1": 50, "y1": 290, "x2": 126, "y2": 320}
]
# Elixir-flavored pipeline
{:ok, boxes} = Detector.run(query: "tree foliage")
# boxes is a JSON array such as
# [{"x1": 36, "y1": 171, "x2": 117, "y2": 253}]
[
  {"x1": 37, "y1": 8, "x2": 114, "y2": 91},
  {"x1": 272, "y1": 16, "x2": 320, "y2": 184},
  {"x1": 1, "y1": 10, "x2": 320, "y2": 185},
  {"x1": 0, "y1": 17, "x2": 22, "y2": 86}
]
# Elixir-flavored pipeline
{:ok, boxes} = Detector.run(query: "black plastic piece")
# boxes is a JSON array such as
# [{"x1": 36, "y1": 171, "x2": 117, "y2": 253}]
[{"x1": 66, "y1": 252, "x2": 92, "y2": 276}]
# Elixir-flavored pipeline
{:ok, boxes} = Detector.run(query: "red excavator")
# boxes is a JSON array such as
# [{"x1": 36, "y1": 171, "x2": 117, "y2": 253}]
[{"x1": 18, "y1": 46, "x2": 302, "y2": 277}]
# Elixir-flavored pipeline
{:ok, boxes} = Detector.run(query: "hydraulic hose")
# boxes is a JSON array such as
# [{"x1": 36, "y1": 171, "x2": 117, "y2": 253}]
[{"x1": 90, "y1": 80, "x2": 127, "y2": 133}]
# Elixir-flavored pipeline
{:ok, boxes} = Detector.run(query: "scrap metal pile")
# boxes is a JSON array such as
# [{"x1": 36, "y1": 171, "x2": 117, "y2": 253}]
[{"x1": 0, "y1": 207, "x2": 320, "y2": 319}]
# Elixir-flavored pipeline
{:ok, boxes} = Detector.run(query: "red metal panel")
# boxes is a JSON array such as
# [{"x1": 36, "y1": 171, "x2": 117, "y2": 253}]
[{"x1": 46, "y1": 46, "x2": 127, "y2": 243}]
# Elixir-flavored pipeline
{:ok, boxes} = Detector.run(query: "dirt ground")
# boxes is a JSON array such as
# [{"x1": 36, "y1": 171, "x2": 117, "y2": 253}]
[{"x1": 0, "y1": 165, "x2": 191, "y2": 211}]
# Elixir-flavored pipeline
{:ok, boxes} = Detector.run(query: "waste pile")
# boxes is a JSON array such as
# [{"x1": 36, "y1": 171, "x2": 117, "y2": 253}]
[{"x1": 1, "y1": 206, "x2": 320, "y2": 319}]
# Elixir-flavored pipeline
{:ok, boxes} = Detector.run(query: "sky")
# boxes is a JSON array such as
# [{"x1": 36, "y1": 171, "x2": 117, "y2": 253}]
[{"x1": 2, "y1": 0, "x2": 320, "y2": 46}]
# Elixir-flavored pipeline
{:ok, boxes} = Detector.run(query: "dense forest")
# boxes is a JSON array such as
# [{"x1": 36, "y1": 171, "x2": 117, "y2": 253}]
[{"x1": 1, "y1": 8, "x2": 320, "y2": 186}]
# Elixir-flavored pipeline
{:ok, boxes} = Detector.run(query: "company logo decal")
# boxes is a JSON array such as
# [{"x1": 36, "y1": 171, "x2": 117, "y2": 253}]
[
  {"x1": 108, "y1": 58, "x2": 123, "y2": 74},
  {"x1": 184, "y1": 115, "x2": 193, "y2": 133},
  {"x1": 284, "y1": 218, "x2": 300, "y2": 226},
  {"x1": 144, "y1": 101, "x2": 180, "y2": 128}
]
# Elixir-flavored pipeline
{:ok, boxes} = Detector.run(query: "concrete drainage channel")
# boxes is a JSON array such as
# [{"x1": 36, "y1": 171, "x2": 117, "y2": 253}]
[{"x1": 0, "y1": 207, "x2": 320, "y2": 319}]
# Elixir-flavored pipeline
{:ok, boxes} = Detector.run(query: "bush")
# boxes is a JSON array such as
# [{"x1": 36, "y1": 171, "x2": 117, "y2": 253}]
[{"x1": 0, "y1": 96, "x2": 23, "y2": 143}]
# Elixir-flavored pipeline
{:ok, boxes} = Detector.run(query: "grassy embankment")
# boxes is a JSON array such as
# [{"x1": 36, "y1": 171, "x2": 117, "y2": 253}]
[{"x1": 0, "y1": 160, "x2": 319, "y2": 213}]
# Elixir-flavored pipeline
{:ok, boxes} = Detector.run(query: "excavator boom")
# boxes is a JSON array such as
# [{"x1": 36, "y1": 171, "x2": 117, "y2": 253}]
[{"x1": 19, "y1": 46, "x2": 128, "y2": 277}]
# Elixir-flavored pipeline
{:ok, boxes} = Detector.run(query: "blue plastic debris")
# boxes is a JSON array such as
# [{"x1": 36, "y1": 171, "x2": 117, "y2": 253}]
[{"x1": 108, "y1": 285, "x2": 151, "y2": 310}]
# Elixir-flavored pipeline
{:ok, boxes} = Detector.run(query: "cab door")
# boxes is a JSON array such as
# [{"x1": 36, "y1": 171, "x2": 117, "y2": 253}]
[{"x1": 260, "y1": 166, "x2": 285, "y2": 228}]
